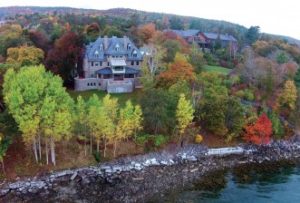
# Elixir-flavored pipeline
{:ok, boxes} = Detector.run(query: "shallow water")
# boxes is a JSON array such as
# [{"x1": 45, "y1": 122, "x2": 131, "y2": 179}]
[{"x1": 164, "y1": 164, "x2": 300, "y2": 203}]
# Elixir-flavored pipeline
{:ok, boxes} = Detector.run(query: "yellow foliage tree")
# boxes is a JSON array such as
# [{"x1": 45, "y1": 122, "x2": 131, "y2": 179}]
[
  {"x1": 278, "y1": 80, "x2": 298, "y2": 110},
  {"x1": 176, "y1": 94, "x2": 194, "y2": 138},
  {"x1": 6, "y1": 46, "x2": 44, "y2": 68}
]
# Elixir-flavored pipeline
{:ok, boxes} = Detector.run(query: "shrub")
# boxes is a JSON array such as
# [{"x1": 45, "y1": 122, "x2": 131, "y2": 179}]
[
  {"x1": 194, "y1": 134, "x2": 203, "y2": 144},
  {"x1": 154, "y1": 135, "x2": 168, "y2": 147},
  {"x1": 93, "y1": 151, "x2": 101, "y2": 163},
  {"x1": 244, "y1": 89, "x2": 255, "y2": 101}
]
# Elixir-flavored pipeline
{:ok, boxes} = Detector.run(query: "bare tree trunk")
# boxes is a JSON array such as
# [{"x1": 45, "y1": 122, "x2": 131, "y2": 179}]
[
  {"x1": 103, "y1": 138, "x2": 107, "y2": 158},
  {"x1": 33, "y1": 138, "x2": 38, "y2": 163},
  {"x1": 1, "y1": 160, "x2": 5, "y2": 174},
  {"x1": 96, "y1": 139, "x2": 100, "y2": 153},
  {"x1": 45, "y1": 138, "x2": 49, "y2": 165},
  {"x1": 113, "y1": 140, "x2": 117, "y2": 158},
  {"x1": 84, "y1": 137, "x2": 87, "y2": 156},
  {"x1": 50, "y1": 138, "x2": 56, "y2": 166},
  {"x1": 90, "y1": 136, "x2": 93, "y2": 154},
  {"x1": 38, "y1": 133, "x2": 42, "y2": 161}
]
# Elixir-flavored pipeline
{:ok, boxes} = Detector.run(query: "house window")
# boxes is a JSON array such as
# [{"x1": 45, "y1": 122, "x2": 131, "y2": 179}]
[
  {"x1": 91, "y1": 62, "x2": 94, "y2": 66},
  {"x1": 87, "y1": 83, "x2": 90, "y2": 86},
  {"x1": 95, "y1": 63, "x2": 98, "y2": 66},
  {"x1": 136, "y1": 61, "x2": 139, "y2": 66},
  {"x1": 131, "y1": 61, "x2": 134, "y2": 66},
  {"x1": 99, "y1": 83, "x2": 101, "y2": 86},
  {"x1": 107, "y1": 62, "x2": 110, "y2": 66},
  {"x1": 100, "y1": 61, "x2": 102, "y2": 66},
  {"x1": 94, "y1": 83, "x2": 96, "y2": 86},
  {"x1": 125, "y1": 74, "x2": 134, "y2": 78},
  {"x1": 104, "y1": 74, "x2": 112, "y2": 79}
]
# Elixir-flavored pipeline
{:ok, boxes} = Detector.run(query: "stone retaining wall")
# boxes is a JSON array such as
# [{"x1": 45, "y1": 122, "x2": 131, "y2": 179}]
[{"x1": 1, "y1": 141, "x2": 300, "y2": 202}]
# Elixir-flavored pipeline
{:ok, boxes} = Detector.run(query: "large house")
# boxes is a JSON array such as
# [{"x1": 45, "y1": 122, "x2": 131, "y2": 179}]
[
  {"x1": 170, "y1": 29, "x2": 238, "y2": 55},
  {"x1": 75, "y1": 36, "x2": 143, "y2": 93}
]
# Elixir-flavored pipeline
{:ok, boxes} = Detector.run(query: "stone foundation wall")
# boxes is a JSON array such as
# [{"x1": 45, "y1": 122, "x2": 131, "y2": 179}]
[{"x1": 1, "y1": 141, "x2": 300, "y2": 202}]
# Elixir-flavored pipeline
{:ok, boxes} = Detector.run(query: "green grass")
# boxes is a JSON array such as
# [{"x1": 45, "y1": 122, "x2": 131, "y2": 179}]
[
  {"x1": 68, "y1": 89, "x2": 144, "y2": 106},
  {"x1": 203, "y1": 65, "x2": 231, "y2": 75}
]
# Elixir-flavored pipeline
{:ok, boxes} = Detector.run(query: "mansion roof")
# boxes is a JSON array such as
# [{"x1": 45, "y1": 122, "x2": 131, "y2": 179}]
[
  {"x1": 170, "y1": 29, "x2": 237, "y2": 42},
  {"x1": 85, "y1": 36, "x2": 143, "y2": 61}
]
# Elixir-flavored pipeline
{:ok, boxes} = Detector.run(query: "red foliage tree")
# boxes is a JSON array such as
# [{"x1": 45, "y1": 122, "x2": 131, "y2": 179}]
[
  {"x1": 45, "y1": 31, "x2": 83, "y2": 83},
  {"x1": 244, "y1": 113, "x2": 273, "y2": 145},
  {"x1": 29, "y1": 30, "x2": 51, "y2": 54}
]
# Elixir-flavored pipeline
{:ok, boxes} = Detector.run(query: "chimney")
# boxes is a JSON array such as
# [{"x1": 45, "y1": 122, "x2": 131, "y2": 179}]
[{"x1": 104, "y1": 36, "x2": 108, "y2": 49}]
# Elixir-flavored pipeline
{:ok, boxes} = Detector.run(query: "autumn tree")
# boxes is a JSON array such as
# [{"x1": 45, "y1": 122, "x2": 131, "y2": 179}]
[
  {"x1": 278, "y1": 80, "x2": 298, "y2": 111},
  {"x1": 6, "y1": 46, "x2": 44, "y2": 68},
  {"x1": 158, "y1": 53, "x2": 195, "y2": 87},
  {"x1": 74, "y1": 96, "x2": 89, "y2": 155},
  {"x1": 0, "y1": 24, "x2": 24, "y2": 56},
  {"x1": 85, "y1": 23, "x2": 100, "y2": 42},
  {"x1": 45, "y1": 31, "x2": 83, "y2": 83},
  {"x1": 176, "y1": 94, "x2": 194, "y2": 139},
  {"x1": 28, "y1": 30, "x2": 51, "y2": 53},
  {"x1": 138, "y1": 23, "x2": 156, "y2": 44},
  {"x1": 87, "y1": 95, "x2": 105, "y2": 154},
  {"x1": 3, "y1": 65, "x2": 73, "y2": 165},
  {"x1": 244, "y1": 113, "x2": 272, "y2": 145}
]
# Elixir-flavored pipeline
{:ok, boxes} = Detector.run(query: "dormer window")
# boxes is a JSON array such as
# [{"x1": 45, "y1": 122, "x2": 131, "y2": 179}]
[
  {"x1": 115, "y1": 44, "x2": 120, "y2": 51},
  {"x1": 94, "y1": 50, "x2": 99, "y2": 58},
  {"x1": 133, "y1": 50, "x2": 137, "y2": 57},
  {"x1": 127, "y1": 43, "x2": 131, "y2": 50},
  {"x1": 99, "y1": 43, "x2": 103, "y2": 51}
]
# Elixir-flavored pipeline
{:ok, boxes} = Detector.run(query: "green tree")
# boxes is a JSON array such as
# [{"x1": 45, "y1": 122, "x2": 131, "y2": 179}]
[
  {"x1": 245, "y1": 26, "x2": 260, "y2": 45},
  {"x1": 176, "y1": 94, "x2": 194, "y2": 138},
  {"x1": 268, "y1": 111, "x2": 284, "y2": 139},
  {"x1": 188, "y1": 43, "x2": 206, "y2": 73},
  {"x1": 3, "y1": 65, "x2": 73, "y2": 165}
]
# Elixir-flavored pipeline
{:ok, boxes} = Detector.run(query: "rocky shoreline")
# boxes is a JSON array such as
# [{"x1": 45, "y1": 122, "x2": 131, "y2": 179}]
[{"x1": 1, "y1": 141, "x2": 300, "y2": 202}]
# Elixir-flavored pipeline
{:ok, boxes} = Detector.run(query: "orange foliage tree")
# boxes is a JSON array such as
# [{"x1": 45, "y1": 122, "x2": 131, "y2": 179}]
[
  {"x1": 244, "y1": 113, "x2": 272, "y2": 145},
  {"x1": 158, "y1": 53, "x2": 195, "y2": 87},
  {"x1": 138, "y1": 23, "x2": 156, "y2": 44}
]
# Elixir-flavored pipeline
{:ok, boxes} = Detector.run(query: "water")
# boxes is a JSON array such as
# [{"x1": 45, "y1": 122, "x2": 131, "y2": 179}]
[{"x1": 164, "y1": 163, "x2": 300, "y2": 203}]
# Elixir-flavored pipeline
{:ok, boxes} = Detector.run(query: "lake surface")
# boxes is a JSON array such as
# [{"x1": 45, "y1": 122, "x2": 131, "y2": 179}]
[{"x1": 163, "y1": 163, "x2": 300, "y2": 203}]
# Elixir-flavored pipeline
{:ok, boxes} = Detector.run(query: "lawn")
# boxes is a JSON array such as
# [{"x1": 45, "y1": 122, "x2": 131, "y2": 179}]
[
  {"x1": 67, "y1": 89, "x2": 144, "y2": 106},
  {"x1": 203, "y1": 65, "x2": 231, "y2": 75}
]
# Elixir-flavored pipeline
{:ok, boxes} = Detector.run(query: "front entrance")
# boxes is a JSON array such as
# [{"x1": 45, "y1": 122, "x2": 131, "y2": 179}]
[{"x1": 114, "y1": 74, "x2": 124, "y2": 81}]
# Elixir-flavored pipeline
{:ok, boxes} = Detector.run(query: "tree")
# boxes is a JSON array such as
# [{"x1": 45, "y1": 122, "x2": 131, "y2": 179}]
[
  {"x1": 6, "y1": 46, "x2": 44, "y2": 68},
  {"x1": 245, "y1": 26, "x2": 260, "y2": 45},
  {"x1": 268, "y1": 111, "x2": 285, "y2": 139},
  {"x1": 45, "y1": 31, "x2": 83, "y2": 83},
  {"x1": 225, "y1": 97, "x2": 246, "y2": 139},
  {"x1": 102, "y1": 94, "x2": 118, "y2": 157},
  {"x1": 28, "y1": 30, "x2": 51, "y2": 53},
  {"x1": 3, "y1": 65, "x2": 73, "y2": 165},
  {"x1": 74, "y1": 96, "x2": 89, "y2": 156},
  {"x1": 141, "y1": 88, "x2": 176, "y2": 134},
  {"x1": 87, "y1": 95, "x2": 105, "y2": 154},
  {"x1": 85, "y1": 23, "x2": 100, "y2": 42},
  {"x1": 169, "y1": 17, "x2": 184, "y2": 30},
  {"x1": 278, "y1": 80, "x2": 297, "y2": 111},
  {"x1": 188, "y1": 43, "x2": 206, "y2": 73},
  {"x1": 138, "y1": 23, "x2": 156, "y2": 44},
  {"x1": 176, "y1": 94, "x2": 194, "y2": 139},
  {"x1": 244, "y1": 113, "x2": 272, "y2": 145},
  {"x1": 158, "y1": 53, "x2": 195, "y2": 87},
  {"x1": 0, "y1": 24, "x2": 24, "y2": 56}
]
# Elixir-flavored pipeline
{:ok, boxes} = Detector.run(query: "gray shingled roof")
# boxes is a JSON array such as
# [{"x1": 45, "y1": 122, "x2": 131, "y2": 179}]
[
  {"x1": 171, "y1": 29, "x2": 200, "y2": 38},
  {"x1": 86, "y1": 36, "x2": 143, "y2": 61},
  {"x1": 169, "y1": 29, "x2": 237, "y2": 42},
  {"x1": 203, "y1": 32, "x2": 237, "y2": 42}
]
